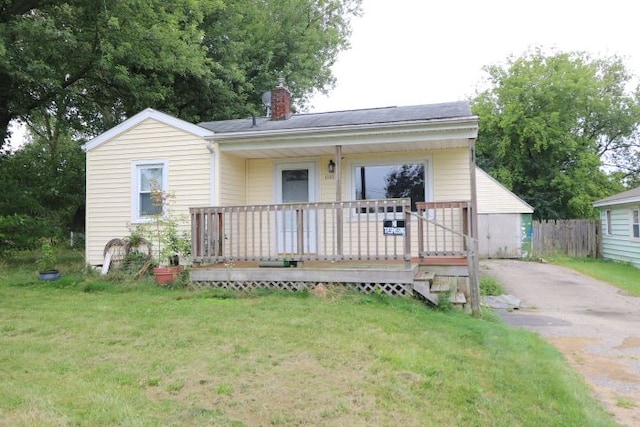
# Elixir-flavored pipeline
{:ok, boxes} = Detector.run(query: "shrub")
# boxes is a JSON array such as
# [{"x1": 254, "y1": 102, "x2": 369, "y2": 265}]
[{"x1": 480, "y1": 275, "x2": 505, "y2": 296}]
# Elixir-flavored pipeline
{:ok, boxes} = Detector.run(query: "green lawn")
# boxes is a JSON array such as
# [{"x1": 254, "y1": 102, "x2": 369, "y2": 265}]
[
  {"x1": 0, "y1": 251, "x2": 616, "y2": 426},
  {"x1": 549, "y1": 255, "x2": 640, "y2": 297}
]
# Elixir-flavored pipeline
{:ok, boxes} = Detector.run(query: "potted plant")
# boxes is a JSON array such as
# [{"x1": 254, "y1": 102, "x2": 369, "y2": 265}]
[
  {"x1": 137, "y1": 184, "x2": 190, "y2": 284},
  {"x1": 37, "y1": 240, "x2": 60, "y2": 281}
]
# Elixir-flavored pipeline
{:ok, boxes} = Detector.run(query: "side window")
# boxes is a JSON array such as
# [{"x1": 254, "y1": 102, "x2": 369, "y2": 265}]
[
  {"x1": 632, "y1": 208, "x2": 640, "y2": 239},
  {"x1": 132, "y1": 160, "x2": 168, "y2": 222},
  {"x1": 605, "y1": 210, "x2": 612, "y2": 235},
  {"x1": 354, "y1": 162, "x2": 428, "y2": 212}
]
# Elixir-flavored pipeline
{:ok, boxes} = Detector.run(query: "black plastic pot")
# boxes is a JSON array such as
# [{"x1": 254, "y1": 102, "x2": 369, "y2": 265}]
[{"x1": 38, "y1": 270, "x2": 61, "y2": 281}]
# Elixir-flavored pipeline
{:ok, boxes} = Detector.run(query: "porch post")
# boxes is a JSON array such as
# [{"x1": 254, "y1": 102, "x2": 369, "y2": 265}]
[
  {"x1": 468, "y1": 142, "x2": 481, "y2": 317},
  {"x1": 335, "y1": 145, "x2": 343, "y2": 256},
  {"x1": 404, "y1": 204, "x2": 411, "y2": 269}
]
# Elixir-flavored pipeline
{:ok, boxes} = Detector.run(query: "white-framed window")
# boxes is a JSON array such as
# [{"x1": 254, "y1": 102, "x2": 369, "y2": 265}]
[
  {"x1": 605, "y1": 209, "x2": 612, "y2": 235},
  {"x1": 352, "y1": 159, "x2": 432, "y2": 212},
  {"x1": 131, "y1": 160, "x2": 168, "y2": 222},
  {"x1": 632, "y1": 208, "x2": 640, "y2": 239}
]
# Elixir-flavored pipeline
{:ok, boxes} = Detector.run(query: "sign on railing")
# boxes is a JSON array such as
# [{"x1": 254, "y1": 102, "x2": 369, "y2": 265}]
[{"x1": 383, "y1": 219, "x2": 406, "y2": 236}]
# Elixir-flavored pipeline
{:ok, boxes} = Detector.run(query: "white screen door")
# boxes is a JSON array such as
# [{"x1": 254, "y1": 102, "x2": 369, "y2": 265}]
[{"x1": 276, "y1": 162, "x2": 317, "y2": 254}]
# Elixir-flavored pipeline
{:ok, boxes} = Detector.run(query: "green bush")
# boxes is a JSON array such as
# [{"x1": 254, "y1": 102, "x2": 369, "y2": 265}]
[
  {"x1": 436, "y1": 290, "x2": 453, "y2": 311},
  {"x1": 0, "y1": 214, "x2": 41, "y2": 255},
  {"x1": 480, "y1": 275, "x2": 505, "y2": 296}
]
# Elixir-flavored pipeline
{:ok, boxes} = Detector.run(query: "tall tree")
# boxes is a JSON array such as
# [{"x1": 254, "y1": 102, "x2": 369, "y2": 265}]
[
  {"x1": 0, "y1": 0, "x2": 215, "y2": 145},
  {"x1": 160, "y1": 0, "x2": 361, "y2": 122},
  {"x1": 0, "y1": 115, "x2": 85, "y2": 249},
  {"x1": 0, "y1": 0, "x2": 362, "y2": 147},
  {"x1": 472, "y1": 49, "x2": 639, "y2": 219}
]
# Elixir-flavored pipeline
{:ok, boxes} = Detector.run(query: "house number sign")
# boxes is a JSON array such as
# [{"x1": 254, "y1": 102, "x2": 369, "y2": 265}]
[{"x1": 383, "y1": 220, "x2": 405, "y2": 236}]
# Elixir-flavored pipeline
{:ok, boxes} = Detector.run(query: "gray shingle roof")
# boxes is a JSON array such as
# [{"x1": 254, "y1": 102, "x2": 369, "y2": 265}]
[
  {"x1": 198, "y1": 101, "x2": 472, "y2": 134},
  {"x1": 593, "y1": 186, "x2": 640, "y2": 207}
]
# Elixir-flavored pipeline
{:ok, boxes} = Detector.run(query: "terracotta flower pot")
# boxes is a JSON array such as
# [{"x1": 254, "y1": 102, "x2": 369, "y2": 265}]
[
  {"x1": 153, "y1": 266, "x2": 184, "y2": 285},
  {"x1": 153, "y1": 266, "x2": 174, "y2": 285}
]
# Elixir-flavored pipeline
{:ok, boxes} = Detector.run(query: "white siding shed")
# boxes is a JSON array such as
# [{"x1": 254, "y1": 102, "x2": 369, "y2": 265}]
[{"x1": 475, "y1": 168, "x2": 534, "y2": 258}]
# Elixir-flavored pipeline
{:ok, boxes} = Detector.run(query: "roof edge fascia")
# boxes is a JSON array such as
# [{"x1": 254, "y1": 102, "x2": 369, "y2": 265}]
[
  {"x1": 83, "y1": 108, "x2": 214, "y2": 152},
  {"x1": 207, "y1": 116, "x2": 479, "y2": 144},
  {"x1": 593, "y1": 197, "x2": 640, "y2": 208}
]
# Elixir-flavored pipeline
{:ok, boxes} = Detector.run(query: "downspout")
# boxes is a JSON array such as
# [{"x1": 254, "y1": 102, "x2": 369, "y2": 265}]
[
  {"x1": 468, "y1": 140, "x2": 481, "y2": 317},
  {"x1": 206, "y1": 140, "x2": 219, "y2": 205}
]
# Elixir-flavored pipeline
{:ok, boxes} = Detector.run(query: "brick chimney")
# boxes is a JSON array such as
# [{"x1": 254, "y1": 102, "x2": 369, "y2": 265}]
[{"x1": 270, "y1": 78, "x2": 292, "y2": 120}]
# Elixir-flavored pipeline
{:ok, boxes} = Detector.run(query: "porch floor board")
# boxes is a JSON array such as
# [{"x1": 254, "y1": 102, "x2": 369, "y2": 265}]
[
  {"x1": 193, "y1": 260, "x2": 414, "y2": 271},
  {"x1": 190, "y1": 260, "x2": 419, "y2": 290}
]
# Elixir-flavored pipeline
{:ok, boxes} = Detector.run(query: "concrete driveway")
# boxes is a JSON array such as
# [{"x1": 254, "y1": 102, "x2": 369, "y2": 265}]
[{"x1": 482, "y1": 259, "x2": 640, "y2": 427}]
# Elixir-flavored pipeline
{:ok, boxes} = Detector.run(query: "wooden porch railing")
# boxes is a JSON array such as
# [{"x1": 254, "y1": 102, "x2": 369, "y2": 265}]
[
  {"x1": 190, "y1": 199, "x2": 413, "y2": 266},
  {"x1": 414, "y1": 201, "x2": 480, "y2": 317},
  {"x1": 415, "y1": 201, "x2": 472, "y2": 259}
]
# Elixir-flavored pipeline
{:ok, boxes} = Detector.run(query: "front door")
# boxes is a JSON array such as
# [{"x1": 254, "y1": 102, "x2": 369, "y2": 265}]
[{"x1": 276, "y1": 162, "x2": 317, "y2": 254}]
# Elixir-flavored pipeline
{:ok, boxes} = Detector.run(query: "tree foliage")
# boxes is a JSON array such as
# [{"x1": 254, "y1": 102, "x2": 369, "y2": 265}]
[
  {"x1": 0, "y1": 0, "x2": 362, "y2": 146},
  {"x1": 472, "y1": 49, "x2": 640, "y2": 219},
  {"x1": 0, "y1": 121, "x2": 84, "y2": 251},
  {"x1": 0, "y1": 0, "x2": 361, "y2": 251}
]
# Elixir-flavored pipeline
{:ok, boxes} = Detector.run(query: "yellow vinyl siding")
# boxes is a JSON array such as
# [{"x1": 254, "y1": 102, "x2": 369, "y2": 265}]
[
  {"x1": 86, "y1": 118, "x2": 211, "y2": 266},
  {"x1": 432, "y1": 148, "x2": 471, "y2": 201},
  {"x1": 218, "y1": 152, "x2": 246, "y2": 206},
  {"x1": 318, "y1": 155, "x2": 339, "y2": 202},
  {"x1": 246, "y1": 159, "x2": 274, "y2": 204}
]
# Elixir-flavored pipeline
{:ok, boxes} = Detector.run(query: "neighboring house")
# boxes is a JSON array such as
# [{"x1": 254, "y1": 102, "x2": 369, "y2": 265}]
[
  {"x1": 593, "y1": 186, "x2": 640, "y2": 268},
  {"x1": 84, "y1": 81, "x2": 496, "y2": 307},
  {"x1": 475, "y1": 168, "x2": 534, "y2": 258}
]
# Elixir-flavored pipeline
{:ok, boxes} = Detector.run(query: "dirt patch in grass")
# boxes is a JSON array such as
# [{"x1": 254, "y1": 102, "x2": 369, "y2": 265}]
[
  {"x1": 146, "y1": 351, "x2": 379, "y2": 425},
  {"x1": 548, "y1": 336, "x2": 640, "y2": 426},
  {"x1": 616, "y1": 337, "x2": 640, "y2": 350}
]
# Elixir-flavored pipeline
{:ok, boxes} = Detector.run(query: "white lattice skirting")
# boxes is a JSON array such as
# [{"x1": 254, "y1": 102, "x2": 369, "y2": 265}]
[{"x1": 190, "y1": 280, "x2": 411, "y2": 296}]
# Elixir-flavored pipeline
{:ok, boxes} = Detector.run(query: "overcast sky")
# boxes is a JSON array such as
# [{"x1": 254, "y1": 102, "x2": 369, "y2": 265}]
[
  {"x1": 309, "y1": 0, "x2": 640, "y2": 112},
  {"x1": 9, "y1": 1, "x2": 639, "y2": 147}
]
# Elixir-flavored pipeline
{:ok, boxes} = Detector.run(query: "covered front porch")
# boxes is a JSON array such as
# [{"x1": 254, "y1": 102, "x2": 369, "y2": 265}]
[{"x1": 189, "y1": 199, "x2": 479, "y2": 309}]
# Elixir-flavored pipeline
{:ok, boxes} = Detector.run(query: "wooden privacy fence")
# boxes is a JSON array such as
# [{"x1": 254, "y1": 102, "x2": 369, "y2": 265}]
[{"x1": 532, "y1": 219, "x2": 600, "y2": 258}]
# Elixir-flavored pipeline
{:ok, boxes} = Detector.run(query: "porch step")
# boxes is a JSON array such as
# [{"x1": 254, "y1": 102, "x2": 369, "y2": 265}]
[
  {"x1": 412, "y1": 284, "x2": 467, "y2": 306},
  {"x1": 413, "y1": 271, "x2": 435, "y2": 282},
  {"x1": 412, "y1": 267, "x2": 468, "y2": 309},
  {"x1": 413, "y1": 282, "x2": 438, "y2": 306},
  {"x1": 451, "y1": 291, "x2": 467, "y2": 304},
  {"x1": 432, "y1": 275, "x2": 458, "y2": 292}
]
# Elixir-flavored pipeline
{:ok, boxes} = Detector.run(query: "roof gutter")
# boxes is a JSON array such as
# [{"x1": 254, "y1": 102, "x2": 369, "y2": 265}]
[
  {"x1": 593, "y1": 197, "x2": 640, "y2": 208},
  {"x1": 204, "y1": 115, "x2": 479, "y2": 143}
]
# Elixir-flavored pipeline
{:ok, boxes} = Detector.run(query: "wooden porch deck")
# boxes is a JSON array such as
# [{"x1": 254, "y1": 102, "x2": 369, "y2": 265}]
[
  {"x1": 189, "y1": 199, "x2": 477, "y2": 307},
  {"x1": 190, "y1": 258, "x2": 470, "y2": 299}
]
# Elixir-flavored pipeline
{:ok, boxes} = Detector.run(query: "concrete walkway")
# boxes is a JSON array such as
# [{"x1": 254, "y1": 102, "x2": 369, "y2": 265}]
[{"x1": 482, "y1": 259, "x2": 640, "y2": 427}]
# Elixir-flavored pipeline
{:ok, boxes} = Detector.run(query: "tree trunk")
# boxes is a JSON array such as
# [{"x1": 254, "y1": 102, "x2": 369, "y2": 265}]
[{"x1": 0, "y1": 109, "x2": 14, "y2": 150}]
